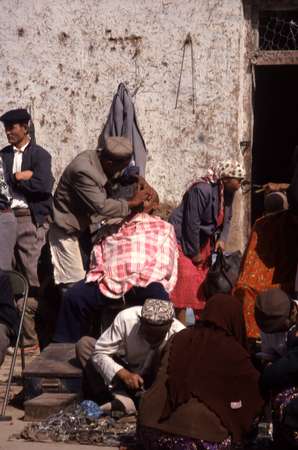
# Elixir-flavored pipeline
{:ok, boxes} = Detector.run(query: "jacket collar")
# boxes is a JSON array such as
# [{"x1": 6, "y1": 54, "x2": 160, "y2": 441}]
[{"x1": 13, "y1": 138, "x2": 31, "y2": 153}]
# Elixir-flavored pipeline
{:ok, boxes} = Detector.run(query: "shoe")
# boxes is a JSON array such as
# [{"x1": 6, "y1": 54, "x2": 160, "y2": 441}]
[{"x1": 22, "y1": 344, "x2": 40, "y2": 355}]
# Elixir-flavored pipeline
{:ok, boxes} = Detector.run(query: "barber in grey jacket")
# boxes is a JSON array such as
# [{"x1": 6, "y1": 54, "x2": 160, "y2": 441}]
[{"x1": 49, "y1": 137, "x2": 151, "y2": 291}]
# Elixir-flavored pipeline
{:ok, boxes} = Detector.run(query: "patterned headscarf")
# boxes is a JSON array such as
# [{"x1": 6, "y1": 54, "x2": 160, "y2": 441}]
[
  {"x1": 141, "y1": 299, "x2": 174, "y2": 325},
  {"x1": 197, "y1": 160, "x2": 245, "y2": 186},
  {"x1": 217, "y1": 160, "x2": 245, "y2": 180},
  {"x1": 199, "y1": 167, "x2": 219, "y2": 184}
]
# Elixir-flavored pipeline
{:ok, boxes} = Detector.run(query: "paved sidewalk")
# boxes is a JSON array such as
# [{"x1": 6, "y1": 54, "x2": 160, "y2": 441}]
[{"x1": 0, "y1": 352, "x2": 117, "y2": 449}]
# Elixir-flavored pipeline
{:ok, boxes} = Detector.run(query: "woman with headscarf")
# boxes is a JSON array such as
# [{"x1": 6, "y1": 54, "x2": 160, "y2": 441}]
[
  {"x1": 138, "y1": 294, "x2": 264, "y2": 450},
  {"x1": 169, "y1": 161, "x2": 245, "y2": 323},
  {"x1": 234, "y1": 165, "x2": 298, "y2": 339}
]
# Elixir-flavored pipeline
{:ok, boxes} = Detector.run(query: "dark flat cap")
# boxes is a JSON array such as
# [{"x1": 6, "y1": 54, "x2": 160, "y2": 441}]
[
  {"x1": 255, "y1": 288, "x2": 291, "y2": 333},
  {"x1": 102, "y1": 136, "x2": 133, "y2": 161},
  {"x1": 0, "y1": 109, "x2": 31, "y2": 125},
  {"x1": 264, "y1": 192, "x2": 288, "y2": 214}
]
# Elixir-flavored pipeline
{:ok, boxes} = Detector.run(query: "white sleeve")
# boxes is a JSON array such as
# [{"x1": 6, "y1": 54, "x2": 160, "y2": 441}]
[
  {"x1": 168, "y1": 319, "x2": 186, "y2": 336},
  {"x1": 91, "y1": 313, "x2": 126, "y2": 385}
]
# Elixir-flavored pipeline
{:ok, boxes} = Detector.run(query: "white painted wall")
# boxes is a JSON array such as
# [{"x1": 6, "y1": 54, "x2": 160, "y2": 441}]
[{"x1": 0, "y1": 0, "x2": 248, "y2": 247}]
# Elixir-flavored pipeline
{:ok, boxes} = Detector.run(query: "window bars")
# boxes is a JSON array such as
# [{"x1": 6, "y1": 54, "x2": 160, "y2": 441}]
[{"x1": 259, "y1": 10, "x2": 298, "y2": 51}]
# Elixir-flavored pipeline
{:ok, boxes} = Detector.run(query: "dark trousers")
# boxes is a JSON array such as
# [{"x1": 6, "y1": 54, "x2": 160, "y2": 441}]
[{"x1": 53, "y1": 281, "x2": 169, "y2": 343}]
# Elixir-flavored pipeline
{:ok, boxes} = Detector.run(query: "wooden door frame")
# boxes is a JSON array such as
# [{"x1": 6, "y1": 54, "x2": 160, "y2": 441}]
[{"x1": 241, "y1": 0, "x2": 298, "y2": 236}]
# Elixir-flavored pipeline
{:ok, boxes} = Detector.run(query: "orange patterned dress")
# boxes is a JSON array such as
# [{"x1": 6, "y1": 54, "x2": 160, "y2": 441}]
[{"x1": 234, "y1": 211, "x2": 298, "y2": 338}]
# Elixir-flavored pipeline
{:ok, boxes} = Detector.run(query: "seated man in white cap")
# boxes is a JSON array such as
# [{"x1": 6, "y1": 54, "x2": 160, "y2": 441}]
[
  {"x1": 49, "y1": 136, "x2": 152, "y2": 294},
  {"x1": 76, "y1": 299, "x2": 185, "y2": 414}
]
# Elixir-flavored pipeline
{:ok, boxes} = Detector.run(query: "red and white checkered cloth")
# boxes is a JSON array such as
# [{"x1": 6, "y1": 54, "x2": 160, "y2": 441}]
[{"x1": 86, "y1": 213, "x2": 178, "y2": 298}]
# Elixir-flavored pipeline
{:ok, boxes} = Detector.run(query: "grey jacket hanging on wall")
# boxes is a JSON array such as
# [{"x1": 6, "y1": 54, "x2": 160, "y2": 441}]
[{"x1": 98, "y1": 83, "x2": 148, "y2": 176}]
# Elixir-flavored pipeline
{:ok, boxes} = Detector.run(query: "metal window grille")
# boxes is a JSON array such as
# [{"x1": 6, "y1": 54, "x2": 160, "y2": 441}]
[{"x1": 259, "y1": 10, "x2": 298, "y2": 50}]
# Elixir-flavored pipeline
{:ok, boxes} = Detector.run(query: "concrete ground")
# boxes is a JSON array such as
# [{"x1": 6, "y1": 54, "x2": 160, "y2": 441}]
[{"x1": 0, "y1": 350, "x2": 117, "y2": 449}]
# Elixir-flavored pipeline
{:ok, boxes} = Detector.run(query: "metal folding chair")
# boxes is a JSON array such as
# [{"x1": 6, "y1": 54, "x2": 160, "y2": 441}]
[{"x1": 0, "y1": 270, "x2": 29, "y2": 421}]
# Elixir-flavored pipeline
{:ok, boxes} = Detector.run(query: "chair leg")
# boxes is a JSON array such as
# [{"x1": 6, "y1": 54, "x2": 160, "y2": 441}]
[
  {"x1": 0, "y1": 343, "x2": 18, "y2": 420},
  {"x1": 0, "y1": 293, "x2": 28, "y2": 420},
  {"x1": 20, "y1": 334, "x2": 25, "y2": 371}
]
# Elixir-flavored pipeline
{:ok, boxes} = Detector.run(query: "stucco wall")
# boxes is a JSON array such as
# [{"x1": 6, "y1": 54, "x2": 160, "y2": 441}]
[{"x1": 0, "y1": 0, "x2": 248, "y2": 248}]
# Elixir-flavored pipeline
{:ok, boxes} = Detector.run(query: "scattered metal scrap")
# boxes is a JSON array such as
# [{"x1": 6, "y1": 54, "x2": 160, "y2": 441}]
[{"x1": 14, "y1": 403, "x2": 138, "y2": 447}]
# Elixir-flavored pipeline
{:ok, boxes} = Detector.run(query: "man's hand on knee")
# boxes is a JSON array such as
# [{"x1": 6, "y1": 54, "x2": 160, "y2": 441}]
[{"x1": 116, "y1": 368, "x2": 144, "y2": 391}]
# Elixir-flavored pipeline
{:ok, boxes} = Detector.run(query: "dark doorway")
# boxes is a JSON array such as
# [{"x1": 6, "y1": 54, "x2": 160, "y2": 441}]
[{"x1": 251, "y1": 65, "x2": 298, "y2": 223}]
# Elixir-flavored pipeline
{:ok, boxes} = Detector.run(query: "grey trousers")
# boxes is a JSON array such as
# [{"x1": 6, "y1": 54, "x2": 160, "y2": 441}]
[
  {"x1": 15, "y1": 215, "x2": 47, "y2": 288},
  {"x1": 14, "y1": 215, "x2": 48, "y2": 346},
  {"x1": 76, "y1": 336, "x2": 108, "y2": 399},
  {"x1": 0, "y1": 211, "x2": 17, "y2": 271},
  {"x1": 76, "y1": 336, "x2": 96, "y2": 369}
]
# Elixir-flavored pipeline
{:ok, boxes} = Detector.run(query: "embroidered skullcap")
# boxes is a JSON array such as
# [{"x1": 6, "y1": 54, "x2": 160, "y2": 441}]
[
  {"x1": 102, "y1": 136, "x2": 133, "y2": 161},
  {"x1": 141, "y1": 299, "x2": 174, "y2": 325},
  {"x1": 0, "y1": 108, "x2": 31, "y2": 125},
  {"x1": 217, "y1": 160, "x2": 245, "y2": 180},
  {"x1": 255, "y1": 288, "x2": 291, "y2": 333}
]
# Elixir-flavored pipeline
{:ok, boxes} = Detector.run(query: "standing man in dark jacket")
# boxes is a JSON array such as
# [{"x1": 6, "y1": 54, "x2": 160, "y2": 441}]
[{"x1": 0, "y1": 108, "x2": 54, "y2": 351}]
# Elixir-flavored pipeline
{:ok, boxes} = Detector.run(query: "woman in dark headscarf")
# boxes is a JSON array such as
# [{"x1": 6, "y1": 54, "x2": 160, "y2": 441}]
[{"x1": 138, "y1": 295, "x2": 263, "y2": 450}]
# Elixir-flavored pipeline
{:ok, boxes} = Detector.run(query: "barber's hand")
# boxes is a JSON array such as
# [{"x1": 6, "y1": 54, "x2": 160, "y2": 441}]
[
  {"x1": 137, "y1": 176, "x2": 148, "y2": 191},
  {"x1": 137, "y1": 176, "x2": 155, "y2": 201},
  {"x1": 127, "y1": 189, "x2": 150, "y2": 209},
  {"x1": 215, "y1": 240, "x2": 225, "y2": 252},
  {"x1": 15, "y1": 170, "x2": 33, "y2": 181},
  {"x1": 116, "y1": 368, "x2": 144, "y2": 391}
]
